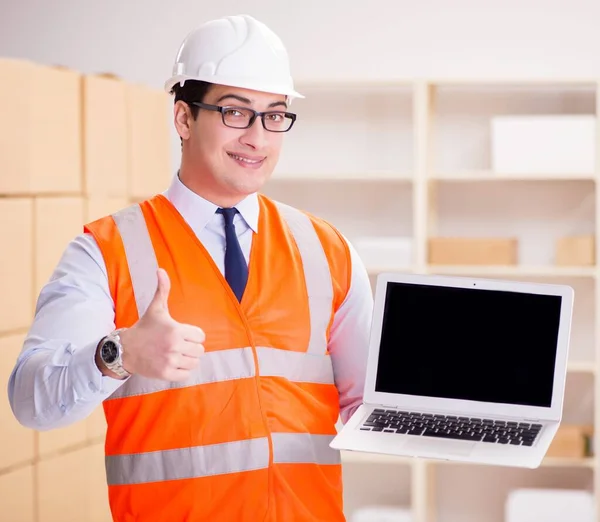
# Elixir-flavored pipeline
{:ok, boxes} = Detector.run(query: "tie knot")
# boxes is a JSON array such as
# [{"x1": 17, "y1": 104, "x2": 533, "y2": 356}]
[{"x1": 217, "y1": 207, "x2": 238, "y2": 226}]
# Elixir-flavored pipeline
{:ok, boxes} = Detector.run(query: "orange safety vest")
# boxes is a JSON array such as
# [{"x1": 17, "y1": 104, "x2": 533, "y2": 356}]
[{"x1": 84, "y1": 193, "x2": 352, "y2": 522}]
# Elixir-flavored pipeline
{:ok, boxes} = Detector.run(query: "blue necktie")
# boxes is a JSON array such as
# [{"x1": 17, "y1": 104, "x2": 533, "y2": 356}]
[{"x1": 217, "y1": 207, "x2": 248, "y2": 301}]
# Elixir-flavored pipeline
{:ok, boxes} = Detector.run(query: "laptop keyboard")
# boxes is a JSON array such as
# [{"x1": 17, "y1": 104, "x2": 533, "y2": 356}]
[{"x1": 360, "y1": 409, "x2": 542, "y2": 446}]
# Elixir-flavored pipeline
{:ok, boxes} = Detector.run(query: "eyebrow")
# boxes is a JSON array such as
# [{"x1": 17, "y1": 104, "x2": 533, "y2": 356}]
[{"x1": 216, "y1": 93, "x2": 288, "y2": 110}]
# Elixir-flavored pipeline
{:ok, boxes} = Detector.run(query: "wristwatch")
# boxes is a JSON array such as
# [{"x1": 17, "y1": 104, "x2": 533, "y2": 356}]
[{"x1": 98, "y1": 328, "x2": 130, "y2": 379}]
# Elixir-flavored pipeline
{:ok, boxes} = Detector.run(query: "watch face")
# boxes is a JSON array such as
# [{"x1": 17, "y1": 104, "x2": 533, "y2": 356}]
[{"x1": 101, "y1": 340, "x2": 119, "y2": 364}]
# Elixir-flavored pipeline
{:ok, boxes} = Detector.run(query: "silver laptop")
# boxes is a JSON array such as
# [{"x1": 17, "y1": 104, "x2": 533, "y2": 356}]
[{"x1": 330, "y1": 272, "x2": 574, "y2": 468}]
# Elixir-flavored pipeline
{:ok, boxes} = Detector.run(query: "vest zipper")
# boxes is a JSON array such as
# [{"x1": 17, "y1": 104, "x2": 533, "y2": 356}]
[{"x1": 233, "y1": 301, "x2": 274, "y2": 521}]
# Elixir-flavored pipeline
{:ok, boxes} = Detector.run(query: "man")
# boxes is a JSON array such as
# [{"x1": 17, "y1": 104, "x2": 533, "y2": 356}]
[{"x1": 8, "y1": 14, "x2": 373, "y2": 522}]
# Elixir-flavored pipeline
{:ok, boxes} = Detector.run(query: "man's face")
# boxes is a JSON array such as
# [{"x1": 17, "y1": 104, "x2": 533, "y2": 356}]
[{"x1": 176, "y1": 84, "x2": 291, "y2": 206}]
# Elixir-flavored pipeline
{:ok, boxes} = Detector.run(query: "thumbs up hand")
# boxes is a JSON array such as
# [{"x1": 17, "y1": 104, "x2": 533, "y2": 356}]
[{"x1": 119, "y1": 268, "x2": 206, "y2": 381}]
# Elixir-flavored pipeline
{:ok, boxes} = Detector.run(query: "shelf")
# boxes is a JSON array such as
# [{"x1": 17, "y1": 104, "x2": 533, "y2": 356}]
[
  {"x1": 292, "y1": 78, "x2": 599, "y2": 88},
  {"x1": 426, "y1": 265, "x2": 597, "y2": 277},
  {"x1": 540, "y1": 457, "x2": 595, "y2": 468},
  {"x1": 568, "y1": 361, "x2": 597, "y2": 374},
  {"x1": 271, "y1": 171, "x2": 413, "y2": 181},
  {"x1": 275, "y1": 76, "x2": 600, "y2": 522},
  {"x1": 294, "y1": 78, "x2": 414, "y2": 90},
  {"x1": 429, "y1": 78, "x2": 599, "y2": 86},
  {"x1": 433, "y1": 456, "x2": 595, "y2": 469},
  {"x1": 366, "y1": 265, "x2": 596, "y2": 277},
  {"x1": 341, "y1": 451, "x2": 413, "y2": 465},
  {"x1": 341, "y1": 451, "x2": 594, "y2": 468},
  {"x1": 430, "y1": 171, "x2": 596, "y2": 182},
  {"x1": 269, "y1": 171, "x2": 597, "y2": 182},
  {"x1": 366, "y1": 265, "x2": 414, "y2": 274}
]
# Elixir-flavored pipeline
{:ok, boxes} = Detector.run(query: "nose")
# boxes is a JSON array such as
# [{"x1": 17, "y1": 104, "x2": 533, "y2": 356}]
[{"x1": 239, "y1": 116, "x2": 267, "y2": 150}]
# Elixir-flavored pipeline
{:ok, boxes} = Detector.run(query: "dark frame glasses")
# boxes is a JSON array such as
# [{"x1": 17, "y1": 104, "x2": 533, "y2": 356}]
[{"x1": 191, "y1": 102, "x2": 297, "y2": 132}]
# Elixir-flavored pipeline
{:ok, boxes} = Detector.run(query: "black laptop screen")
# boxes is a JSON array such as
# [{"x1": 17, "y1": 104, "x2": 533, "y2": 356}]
[{"x1": 374, "y1": 281, "x2": 563, "y2": 408}]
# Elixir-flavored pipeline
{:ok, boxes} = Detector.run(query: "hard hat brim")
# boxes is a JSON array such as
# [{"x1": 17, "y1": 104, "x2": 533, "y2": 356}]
[{"x1": 164, "y1": 75, "x2": 305, "y2": 100}]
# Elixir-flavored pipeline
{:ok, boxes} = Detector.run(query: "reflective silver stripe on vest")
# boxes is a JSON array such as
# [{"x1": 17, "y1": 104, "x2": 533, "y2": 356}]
[
  {"x1": 256, "y1": 347, "x2": 334, "y2": 384},
  {"x1": 112, "y1": 204, "x2": 158, "y2": 319},
  {"x1": 107, "y1": 346, "x2": 256, "y2": 400},
  {"x1": 105, "y1": 433, "x2": 339, "y2": 486},
  {"x1": 272, "y1": 433, "x2": 341, "y2": 465},
  {"x1": 274, "y1": 201, "x2": 334, "y2": 356},
  {"x1": 105, "y1": 437, "x2": 270, "y2": 486},
  {"x1": 107, "y1": 346, "x2": 334, "y2": 400}
]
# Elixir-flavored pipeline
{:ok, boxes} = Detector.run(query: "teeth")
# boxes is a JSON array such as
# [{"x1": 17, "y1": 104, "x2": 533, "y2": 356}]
[{"x1": 229, "y1": 153, "x2": 261, "y2": 164}]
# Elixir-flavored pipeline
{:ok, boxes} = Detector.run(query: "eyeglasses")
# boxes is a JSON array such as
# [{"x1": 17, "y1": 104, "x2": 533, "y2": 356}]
[{"x1": 192, "y1": 102, "x2": 297, "y2": 132}]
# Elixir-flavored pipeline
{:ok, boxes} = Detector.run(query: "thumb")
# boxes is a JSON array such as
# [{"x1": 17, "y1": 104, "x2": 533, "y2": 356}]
[{"x1": 147, "y1": 268, "x2": 171, "y2": 314}]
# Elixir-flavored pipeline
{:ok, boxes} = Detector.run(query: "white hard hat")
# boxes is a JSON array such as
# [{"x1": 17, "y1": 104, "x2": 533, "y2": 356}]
[{"x1": 164, "y1": 14, "x2": 304, "y2": 100}]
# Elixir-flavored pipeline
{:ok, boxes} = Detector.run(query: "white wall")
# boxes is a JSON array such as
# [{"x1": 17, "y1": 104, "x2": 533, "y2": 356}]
[
  {"x1": 3, "y1": 0, "x2": 600, "y2": 83},
  {"x1": 2, "y1": 0, "x2": 600, "y2": 172}
]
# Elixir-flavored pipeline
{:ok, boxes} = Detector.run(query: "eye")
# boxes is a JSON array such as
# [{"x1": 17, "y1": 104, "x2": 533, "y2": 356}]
[
  {"x1": 265, "y1": 112, "x2": 285, "y2": 122},
  {"x1": 224, "y1": 108, "x2": 245, "y2": 118}
]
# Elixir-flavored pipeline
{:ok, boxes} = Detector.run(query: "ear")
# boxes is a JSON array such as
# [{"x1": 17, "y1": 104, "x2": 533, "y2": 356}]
[{"x1": 174, "y1": 101, "x2": 193, "y2": 141}]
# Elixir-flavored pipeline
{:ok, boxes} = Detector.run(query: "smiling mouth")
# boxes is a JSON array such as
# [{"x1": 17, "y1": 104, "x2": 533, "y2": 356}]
[{"x1": 227, "y1": 152, "x2": 265, "y2": 165}]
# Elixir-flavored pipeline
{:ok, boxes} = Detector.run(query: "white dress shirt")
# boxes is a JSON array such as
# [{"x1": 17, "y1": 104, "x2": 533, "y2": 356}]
[{"x1": 7, "y1": 175, "x2": 374, "y2": 431}]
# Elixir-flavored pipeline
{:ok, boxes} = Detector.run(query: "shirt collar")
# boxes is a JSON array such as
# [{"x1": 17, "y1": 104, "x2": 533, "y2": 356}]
[{"x1": 164, "y1": 173, "x2": 260, "y2": 234}]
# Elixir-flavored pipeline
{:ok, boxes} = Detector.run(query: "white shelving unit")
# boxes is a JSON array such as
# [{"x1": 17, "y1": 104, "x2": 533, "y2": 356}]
[{"x1": 262, "y1": 78, "x2": 600, "y2": 522}]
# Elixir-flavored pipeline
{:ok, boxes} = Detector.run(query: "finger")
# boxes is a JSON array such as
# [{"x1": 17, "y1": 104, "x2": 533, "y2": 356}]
[
  {"x1": 174, "y1": 352, "x2": 200, "y2": 371},
  {"x1": 147, "y1": 268, "x2": 171, "y2": 314},
  {"x1": 179, "y1": 324, "x2": 206, "y2": 344},
  {"x1": 179, "y1": 340, "x2": 205, "y2": 359}
]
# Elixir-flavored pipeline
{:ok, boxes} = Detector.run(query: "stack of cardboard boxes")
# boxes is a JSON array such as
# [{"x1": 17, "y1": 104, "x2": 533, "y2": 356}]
[{"x1": 0, "y1": 58, "x2": 172, "y2": 522}]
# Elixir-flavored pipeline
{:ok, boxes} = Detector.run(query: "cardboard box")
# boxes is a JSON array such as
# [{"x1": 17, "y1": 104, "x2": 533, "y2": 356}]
[
  {"x1": 546, "y1": 424, "x2": 593, "y2": 458},
  {"x1": 428, "y1": 237, "x2": 518, "y2": 265},
  {"x1": 87, "y1": 444, "x2": 112, "y2": 522},
  {"x1": 0, "y1": 465, "x2": 35, "y2": 522},
  {"x1": 127, "y1": 82, "x2": 172, "y2": 199},
  {"x1": 0, "y1": 198, "x2": 33, "y2": 332},
  {"x1": 0, "y1": 58, "x2": 82, "y2": 195},
  {"x1": 555, "y1": 235, "x2": 595, "y2": 266},
  {"x1": 86, "y1": 405, "x2": 107, "y2": 441},
  {"x1": 33, "y1": 196, "x2": 89, "y2": 456},
  {"x1": 0, "y1": 333, "x2": 35, "y2": 470},
  {"x1": 38, "y1": 448, "x2": 89, "y2": 522},
  {"x1": 37, "y1": 420, "x2": 89, "y2": 458},
  {"x1": 506, "y1": 488, "x2": 594, "y2": 522},
  {"x1": 38, "y1": 445, "x2": 112, "y2": 522},
  {"x1": 82, "y1": 74, "x2": 129, "y2": 197},
  {"x1": 34, "y1": 197, "x2": 85, "y2": 297},
  {"x1": 491, "y1": 115, "x2": 596, "y2": 175}
]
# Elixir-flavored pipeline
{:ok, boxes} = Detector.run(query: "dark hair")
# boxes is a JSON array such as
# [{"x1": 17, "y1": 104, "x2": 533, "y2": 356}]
[{"x1": 171, "y1": 80, "x2": 213, "y2": 119}]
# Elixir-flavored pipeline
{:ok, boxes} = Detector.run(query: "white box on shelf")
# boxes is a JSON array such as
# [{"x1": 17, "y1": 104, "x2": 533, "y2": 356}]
[
  {"x1": 490, "y1": 115, "x2": 596, "y2": 175},
  {"x1": 352, "y1": 236, "x2": 412, "y2": 269},
  {"x1": 352, "y1": 506, "x2": 412, "y2": 522},
  {"x1": 505, "y1": 488, "x2": 594, "y2": 522}
]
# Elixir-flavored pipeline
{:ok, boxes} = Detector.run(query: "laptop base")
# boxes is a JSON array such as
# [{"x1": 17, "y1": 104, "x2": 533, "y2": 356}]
[{"x1": 331, "y1": 404, "x2": 559, "y2": 469}]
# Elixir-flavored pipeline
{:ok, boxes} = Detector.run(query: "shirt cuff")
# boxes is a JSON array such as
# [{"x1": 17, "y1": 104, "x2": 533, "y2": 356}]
[{"x1": 71, "y1": 339, "x2": 128, "y2": 400}]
